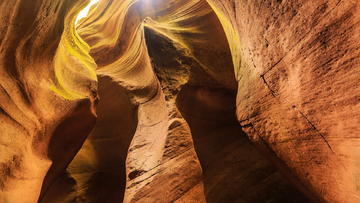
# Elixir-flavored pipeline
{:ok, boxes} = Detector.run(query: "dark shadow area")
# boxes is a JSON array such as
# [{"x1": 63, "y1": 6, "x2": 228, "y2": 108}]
[
  {"x1": 143, "y1": 8, "x2": 311, "y2": 202},
  {"x1": 176, "y1": 85, "x2": 311, "y2": 203},
  {"x1": 41, "y1": 76, "x2": 138, "y2": 203},
  {"x1": 39, "y1": 171, "x2": 77, "y2": 203},
  {"x1": 77, "y1": 76, "x2": 138, "y2": 203}
]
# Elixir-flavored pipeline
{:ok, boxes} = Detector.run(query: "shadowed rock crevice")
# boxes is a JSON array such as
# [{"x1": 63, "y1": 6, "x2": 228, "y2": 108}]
[
  {"x1": 41, "y1": 76, "x2": 138, "y2": 203},
  {"x1": 1, "y1": 0, "x2": 360, "y2": 202},
  {"x1": 144, "y1": 14, "x2": 310, "y2": 202},
  {"x1": 176, "y1": 85, "x2": 311, "y2": 203}
]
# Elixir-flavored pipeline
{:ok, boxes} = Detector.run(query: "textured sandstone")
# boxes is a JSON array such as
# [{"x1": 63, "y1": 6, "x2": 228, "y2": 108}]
[
  {"x1": 0, "y1": 0, "x2": 359, "y2": 203},
  {"x1": 0, "y1": 0, "x2": 98, "y2": 202},
  {"x1": 206, "y1": 0, "x2": 360, "y2": 202}
]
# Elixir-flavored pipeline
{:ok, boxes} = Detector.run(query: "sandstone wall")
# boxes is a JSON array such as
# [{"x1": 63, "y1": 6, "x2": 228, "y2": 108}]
[
  {"x1": 0, "y1": 0, "x2": 98, "y2": 202},
  {"x1": 207, "y1": 0, "x2": 360, "y2": 202},
  {"x1": 0, "y1": 0, "x2": 359, "y2": 202}
]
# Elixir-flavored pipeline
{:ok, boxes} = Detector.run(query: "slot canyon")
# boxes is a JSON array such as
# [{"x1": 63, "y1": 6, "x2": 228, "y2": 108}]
[{"x1": 0, "y1": 0, "x2": 359, "y2": 202}]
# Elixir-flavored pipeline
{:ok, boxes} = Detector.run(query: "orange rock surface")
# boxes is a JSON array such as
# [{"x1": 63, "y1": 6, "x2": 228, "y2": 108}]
[{"x1": 0, "y1": 0, "x2": 359, "y2": 202}]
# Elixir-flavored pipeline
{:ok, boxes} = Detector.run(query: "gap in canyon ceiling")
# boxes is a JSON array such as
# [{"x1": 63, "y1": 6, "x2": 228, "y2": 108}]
[
  {"x1": 41, "y1": 0, "x2": 311, "y2": 202},
  {"x1": 1, "y1": 0, "x2": 359, "y2": 203}
]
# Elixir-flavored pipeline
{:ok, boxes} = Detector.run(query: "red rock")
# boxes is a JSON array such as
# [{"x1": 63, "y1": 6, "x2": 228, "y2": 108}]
[{"x1": 1, "y1": 0, "x2": 359, "y2": 202}]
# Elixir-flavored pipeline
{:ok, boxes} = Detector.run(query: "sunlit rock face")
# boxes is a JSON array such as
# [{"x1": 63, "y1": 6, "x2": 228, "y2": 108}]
[
  {"x1": 0, "y1": 0, "x2": 98, "y2": 202},
  {"x1": 0, "y1": 0, "x2": 359, "y2": 203}
]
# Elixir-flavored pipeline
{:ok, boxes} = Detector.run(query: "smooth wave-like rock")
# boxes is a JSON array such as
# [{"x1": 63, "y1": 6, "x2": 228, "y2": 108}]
[
  {"x1": 1, "y1": 0, "x2": 359, "y2": 202},
  {"x1": 0, "y1": 0, "x2": 98, "y2": 202}
]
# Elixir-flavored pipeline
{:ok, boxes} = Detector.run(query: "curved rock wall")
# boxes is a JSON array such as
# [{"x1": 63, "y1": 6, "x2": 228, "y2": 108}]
[
  {"x1": 0, "y1": 0, "x2": 359, "y2": 202},
  {"x1": 207, "y1": 0, "x2": 360, "y2": 202},
  {"x1": 75, "y1": 1, "x2": 208, "y2": 202},
  {"x1": 0, "y1": 0, "x2": 98, "y2": 202}
]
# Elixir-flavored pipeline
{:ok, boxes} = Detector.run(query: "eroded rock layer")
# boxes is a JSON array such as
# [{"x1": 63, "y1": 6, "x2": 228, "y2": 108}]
[
  {"x1": 145, "y1": 23, "x2": 310, "y2": 203},
  {"x1": 0, "y1": 0, "x2": 98, "y2": 202},
  {"x1": 0, "y1": 0, "x2": 359, "y2": 203},
  {"x1": 207, "y1": 0, "x2": 360, "y2": 202}
]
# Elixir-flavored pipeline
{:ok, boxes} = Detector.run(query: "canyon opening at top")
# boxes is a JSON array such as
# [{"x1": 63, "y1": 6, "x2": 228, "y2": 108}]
[{"x1": 0, "y1": 0, "x2": 359, "y2": 203}]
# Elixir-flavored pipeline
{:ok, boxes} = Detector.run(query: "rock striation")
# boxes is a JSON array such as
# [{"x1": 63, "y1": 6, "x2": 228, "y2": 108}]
[
  {"x1": 207, "y1": 0, "x2": 360, "y2": 202},
  {"x1": 0, "y1": 0, "x2": 98, "y2": 202},
  {"x1": 0, "y1": 0, "x2": 359, "y2": 203}
]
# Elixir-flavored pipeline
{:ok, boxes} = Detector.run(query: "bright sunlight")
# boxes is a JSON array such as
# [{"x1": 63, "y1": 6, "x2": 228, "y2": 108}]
[{"x1": 75, "y1": 0, "x2": 100, "y2": 25}]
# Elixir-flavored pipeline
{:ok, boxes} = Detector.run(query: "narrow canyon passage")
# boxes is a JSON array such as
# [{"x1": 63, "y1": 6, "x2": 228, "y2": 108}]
[
  {"x1": 177, "y1": 85, "x2": 310, "y2": 203},
  {"x1": 41, "y1": 76, "x2": 138, "y2": 202},
  {"x1": 0, "y1": 0, "x2": 359, "y2": 203},
  {"x1": 42, "y1": 0, "x2": 310, "y2": 202},
  {"x1": 145, "y1": 22, "x2": 310, "y2": 202}
]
